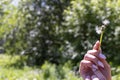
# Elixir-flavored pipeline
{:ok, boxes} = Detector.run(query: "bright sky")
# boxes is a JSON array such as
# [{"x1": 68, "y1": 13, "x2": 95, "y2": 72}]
[{"x1": 11, "y1": 0, "x2": 20, "y2": 6}]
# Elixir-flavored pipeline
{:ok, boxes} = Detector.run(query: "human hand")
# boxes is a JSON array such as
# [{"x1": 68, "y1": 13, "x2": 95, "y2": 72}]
[{"x1": 79, "y1": 41, "x2": 111, "y2": 80}]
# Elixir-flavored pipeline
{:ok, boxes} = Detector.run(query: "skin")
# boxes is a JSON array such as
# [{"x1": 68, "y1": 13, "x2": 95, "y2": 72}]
[{"x1": 79, "y1": 41, "x2": 111, "y2": 80}]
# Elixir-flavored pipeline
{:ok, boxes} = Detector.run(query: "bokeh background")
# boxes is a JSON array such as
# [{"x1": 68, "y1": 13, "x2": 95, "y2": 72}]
[{"x1": 0, "y1": 0, "x2": 120, "y2": 80}]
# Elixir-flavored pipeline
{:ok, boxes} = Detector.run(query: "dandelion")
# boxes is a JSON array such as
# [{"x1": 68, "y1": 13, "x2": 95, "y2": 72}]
[
  {"x1": 95, "y1": 26, "x2": 101, "y2": 34},
  {"x1": 102, "y1": 19, "x2": 110, "y2": 26},
  {"x1": 96, "y1": 19, "x2": 110, "y2": 49}
]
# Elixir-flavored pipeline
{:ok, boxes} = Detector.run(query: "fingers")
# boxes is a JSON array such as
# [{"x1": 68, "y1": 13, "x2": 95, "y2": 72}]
[
  {"x1": 80, "y1": 60, "x2": 92, "y2": 70},
  {"x1": 92, "y1": 68, "x2": 106, "y2": 80},
  {"x1": 89, "y1": 41, "x2": 106, "y2": 60},
  {"x1": 80, "y1": 41, "x2": 110, "y2": 80},
  {"x1": 87, "y1": 50, "x2": 98, "y2": 56},
  {"x1": 80, "y1": 60, "x2": 97, "y2": 80},
  {"x1": 85, "y1": 76, "x2": 91, "y2": 80},
  {"x1": 80, "y1": 59, "x2": 107, "y2": 80},
  {"x1": 83, "y1": 50, "x2": 109, "y2": 80},
  {"x1": 93, "y1": 41, "x2": 100, "y2": 50},
  {"x1": 87, "y1": 50, "x2": 106, "y2": 60},
  {"x1": 101, "y1": 60, "x2": 111, "y2": 69},
  {"x1": 99, "y1": 60, "x2": 111, "y2": 79},
  {"x1": 99, "y1": 52, "x2": 106, "y2": 59},
  {"x1": 84, "y1": 53, "x2": 104, "y2": 68},
  {"x1": 80, "y1": 60, "x2": 93, "y2": 79}
]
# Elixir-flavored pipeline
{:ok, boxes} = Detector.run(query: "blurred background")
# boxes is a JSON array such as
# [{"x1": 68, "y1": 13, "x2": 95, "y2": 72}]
[{"x1": 0, "y1": 0, "x2": 120, "y2": 80}]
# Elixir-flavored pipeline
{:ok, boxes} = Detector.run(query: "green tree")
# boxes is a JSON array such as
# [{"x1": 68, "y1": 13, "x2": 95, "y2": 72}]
[
  {"x1": 2, "y1": 0, "x2": 120, "y2": 67},
  {"x1": 4, "y1": 0, "x2": 72, "y2": 65}
]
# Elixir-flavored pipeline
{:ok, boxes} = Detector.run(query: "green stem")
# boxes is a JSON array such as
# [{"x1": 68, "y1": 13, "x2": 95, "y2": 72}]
[{"x1": 99, "y1": 30, "x2": 104, "y2": 48}]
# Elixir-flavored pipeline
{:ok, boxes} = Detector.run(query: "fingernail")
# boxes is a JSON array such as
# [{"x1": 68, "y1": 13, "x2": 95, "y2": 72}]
[
  {"x1": 85, "y1": 76, "x2": 90, "y2": 80},
  {"x1": 92, "y1": 68, "x2": 97, "y2": 72},
  {"x1": 92, "y1": 64, "x2": 98, "y2": 69},
  {"x1": 99, "y1": 53, "x2": 106, "y2": 59},
  {"x1": 91, "y1": 75, "x2": 99, "y2": 80},
  {"x1": 96, "y1": 40, "x2": 99, "y2": 43},
  {"x1": 93, "y1": 77, "x2": 99, "y2": 80},
  {"x1": 98, "y1": 61, "x2": 104, "y2": 68}
]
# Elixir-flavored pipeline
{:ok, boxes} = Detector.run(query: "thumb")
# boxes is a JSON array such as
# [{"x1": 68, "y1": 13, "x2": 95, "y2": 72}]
[{"x1": 93, "y1": 41, "x2": 100, "y2": 50}]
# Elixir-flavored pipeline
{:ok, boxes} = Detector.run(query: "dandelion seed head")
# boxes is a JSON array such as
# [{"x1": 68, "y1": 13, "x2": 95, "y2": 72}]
[
  {"x1": 95, "y1": 26, "x2": 101, "y2": 34},
  {"x1": 101, "y1": 25, "x2": 106, "y2": 31},
  {"x1": 102, "y1": 19, "x2": 110, "y2": 25}
]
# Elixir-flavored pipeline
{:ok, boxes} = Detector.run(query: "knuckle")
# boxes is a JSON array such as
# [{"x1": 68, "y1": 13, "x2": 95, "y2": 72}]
[
  {"x1": 80, "y1": 61, "x2": 84, "y2": 66},
  {"x1": 80, "y1": 60, "x2": 86, "y2": 64},
  {"x1": 80, "y1": 60, "x2": 90, "y2": 65},
  {"x1": 80, "y1": 60, "x2": 92, "y2": 67},
  {"x1": 87, "y1": 50, "x2": 98, "y2": 55},
  {"x1": 84, "y1": 54, "x2": 98, "y2": 64},
  {"x1": 84, "y1": 54, "x2": 96, "y2": 60},
  {"x1": 91, "y1": 56, "x2": 96, "y2": 60},
  {"x1": 84, "y1": 54, "x2": 89, "y2": 60}
]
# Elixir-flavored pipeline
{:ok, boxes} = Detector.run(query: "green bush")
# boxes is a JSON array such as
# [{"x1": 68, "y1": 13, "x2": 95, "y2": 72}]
[
  {"x1": 0, "y1": 54, "x2": 81, "y2": 80},
  {"x1": 0, "y1": 54, "x2": 120, "y2": 80}
]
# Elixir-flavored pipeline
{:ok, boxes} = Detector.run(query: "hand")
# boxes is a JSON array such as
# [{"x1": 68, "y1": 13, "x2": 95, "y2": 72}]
[{"x1": 79, "y1": 41, "x2": 111, "y2": 80}]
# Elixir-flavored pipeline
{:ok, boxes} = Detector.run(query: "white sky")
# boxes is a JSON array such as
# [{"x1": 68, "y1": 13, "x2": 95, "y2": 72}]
[{"x1": 11, "y1": 0, "x2": 20, "y2": 6}]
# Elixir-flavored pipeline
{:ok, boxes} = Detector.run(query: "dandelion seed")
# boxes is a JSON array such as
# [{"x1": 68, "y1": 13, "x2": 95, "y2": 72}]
[
  {"x1": 101, "y1": 25, "x2": 106, "y2": 31},
  {"x1": 102, "y1": 19, "x2": 110, "y2": 26},
  {"x1": 95, "y1": 26, "x2": 101, "y2": 34}
]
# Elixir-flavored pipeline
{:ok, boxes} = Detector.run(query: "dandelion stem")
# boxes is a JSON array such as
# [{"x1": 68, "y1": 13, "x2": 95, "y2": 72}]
[
  {"x1": 100, "y1": 31, "x2": 104, "y2": 47},
  {"x1": 99, "y1": 25, "x2": 105, "y2": 50}
]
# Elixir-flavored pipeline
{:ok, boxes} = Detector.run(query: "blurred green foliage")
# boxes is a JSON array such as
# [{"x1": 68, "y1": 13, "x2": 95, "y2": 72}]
[
  {"x1": 2, "y1": 0, "x2": 72, "y2": 66},
  {"x1": 0, "y1": 0, "x2": 120, "y2": 76},
  {"x1": 0, "y1": 54, "x2": 81, "y2": 80},
  {"x1": 0, "y1": 54, "x2": 119, "y2": 80},
  {"x1": 62, "y1": 0, "x2": 120, "y2": 67}
]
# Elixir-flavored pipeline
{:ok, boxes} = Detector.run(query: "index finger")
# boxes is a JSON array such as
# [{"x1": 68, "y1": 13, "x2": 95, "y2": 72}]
[{"x1": 93, "y1": 41, "x2": 100, "y2": 50}]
